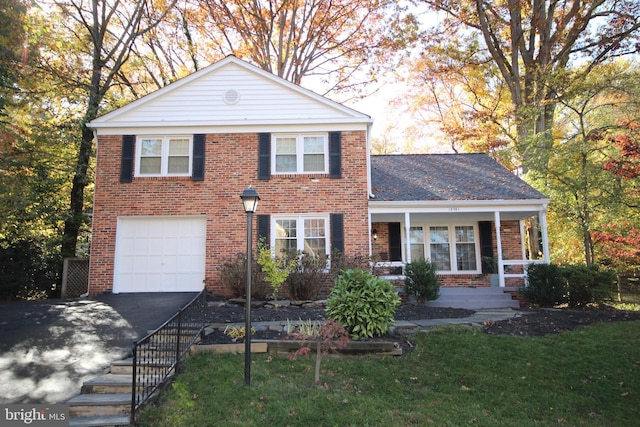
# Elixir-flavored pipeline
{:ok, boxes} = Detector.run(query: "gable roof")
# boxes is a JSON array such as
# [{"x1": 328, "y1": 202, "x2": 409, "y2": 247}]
[
  {"x1": 371, "y1": 154, "x2": 546, "y2": 202},
  {"x1": 88, "y1": 56, "x2": 371, "y2": 132}
]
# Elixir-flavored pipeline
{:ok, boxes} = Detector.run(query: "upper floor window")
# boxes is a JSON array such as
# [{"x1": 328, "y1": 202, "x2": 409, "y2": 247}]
[
  {"x1": 273, "y1": 133, "x2": 328, "y2": 174},
  {"x1": 136, "y1": 136, "x2": 192, "y2": 177}
]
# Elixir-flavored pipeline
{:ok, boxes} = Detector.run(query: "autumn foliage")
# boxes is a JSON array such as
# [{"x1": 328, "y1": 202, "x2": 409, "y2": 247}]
[
  {"x1": 603, "y1": 120, "x2": 640, "y2": 183},
  {"x1": 592, "y1": 222, "x2": 640, "y2": 271}
]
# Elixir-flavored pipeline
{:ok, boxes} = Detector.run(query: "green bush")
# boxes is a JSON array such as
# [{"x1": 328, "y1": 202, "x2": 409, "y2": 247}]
[
  {"x1": 404, "y1": 260, "x2": 441, "y2": 302},
  {"x1": 0, "y1": 238, "x2": 60, "y2": 299},
  {"x1": 521, "y1": 263, "x2": 616, "y2": 308},
  {"x1": 563, "y1": 264, "x2": 615, "y2": 307},
  {"x1": 286, "y1": 253, "x2": 328, "y2": 301},
  {"x1": 520, "y1": 263, "x2": 567, "y2": 307},
  {"x1": 325, "y1": 268, "x2": 401, "y2": 339}
]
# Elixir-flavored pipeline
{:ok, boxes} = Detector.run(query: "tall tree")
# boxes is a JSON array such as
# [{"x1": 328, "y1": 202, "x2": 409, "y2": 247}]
[
  {"x1": 402, "y1": 36, "x2": 516, "y2": 160},
  {"x1": 530, "y1": 61, "x2": 640, "y2": 265},
  {"x1": 416, "y1": 0, "x2": 640, "y2": 170},
  {"x1": 199, "y1": 0, "x2": 419, "y2": 97},
  {"x1": 40, "y1": 0, "x2": 176, "y2": 258},
  {"x1": 0, "y1": 0, "x2": 28, "y2": 119}
]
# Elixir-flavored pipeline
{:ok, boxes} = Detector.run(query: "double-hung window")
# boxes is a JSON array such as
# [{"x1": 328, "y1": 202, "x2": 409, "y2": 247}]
[
  {"x1": 274, "y1": 215, "x2": 329, "y2": 258},
  {"x1": 273, "y1": 133, "x2": 328, "y2": 174},
  {"x1": 429, "y1": 226, "x2": 452, "y2": 271},
  {"x1": 410, "y1": 224, "x2": 480, "y2": 273},
  {"x1": 455, "y1": 226, "x2": 477, "y2": 271},
  {"x1": 136, "y1": 136, "x2": 192, "y2": 177},
  {"x1": 409, "y1": 227, "x2": 425, "y2": 262}
]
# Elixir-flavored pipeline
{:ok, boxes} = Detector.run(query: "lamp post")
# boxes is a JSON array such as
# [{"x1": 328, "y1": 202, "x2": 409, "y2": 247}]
[{"x1": 240, "y1": 186, "x2": 259, "y2": 386}]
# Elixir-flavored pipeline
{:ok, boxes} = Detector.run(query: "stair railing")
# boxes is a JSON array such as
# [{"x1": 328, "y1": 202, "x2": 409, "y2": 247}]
[{"x1": 130, "y1": 290, "x2": 206, "y2": 425}]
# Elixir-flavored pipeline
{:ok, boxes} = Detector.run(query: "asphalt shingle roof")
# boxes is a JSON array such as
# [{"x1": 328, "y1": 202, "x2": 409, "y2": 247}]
[{"x1": 370, "y1": 154, "x2": 546, "y2": 202}]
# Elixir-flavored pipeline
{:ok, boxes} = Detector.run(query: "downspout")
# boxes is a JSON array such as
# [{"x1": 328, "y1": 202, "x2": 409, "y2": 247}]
[{"x1": 366, "y1": 120, "x2": 375, "y2": 259}]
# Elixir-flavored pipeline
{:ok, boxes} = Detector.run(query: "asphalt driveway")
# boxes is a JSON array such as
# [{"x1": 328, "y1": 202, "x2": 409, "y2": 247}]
[{"x1": 0, "y1": 292, "x2": 198, "y2": 404}]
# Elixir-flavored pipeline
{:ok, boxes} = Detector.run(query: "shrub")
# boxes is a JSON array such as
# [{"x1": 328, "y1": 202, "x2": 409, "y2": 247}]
[
  {"x1": 0, "y1": 238, "x2": 60, "y2": 300},
  {"x1": 563, "y1": 264, "x2": 615, "y2": 307},
  {"x1": 404, "y1": 260, "x2": 441, "y2": 302},
  {"x1": 286, "y1": 253, "x2": 328, "y2": 301},
  {"x1": 325, "y1": 268, "x2": 401, "y2": 339},
  {"x1": 520, "y1": 263, "x2": 567, "y2": 307},
  {"x1": 328, "y1": 251, "x2": 373, "y2": 279},
  {"x1": 219, "y1": 252, "x2": 268, "y2": 299}
]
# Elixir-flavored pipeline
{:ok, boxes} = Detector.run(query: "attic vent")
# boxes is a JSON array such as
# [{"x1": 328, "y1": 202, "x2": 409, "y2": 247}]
[{"x1": 223, "y1": 89, "x2": 240, "y2": 105}]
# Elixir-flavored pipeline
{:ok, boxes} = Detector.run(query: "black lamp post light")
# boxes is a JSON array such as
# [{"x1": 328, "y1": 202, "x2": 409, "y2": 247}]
[{"x1": 240, "y1": 186, "x2": 259, "y2": 386}]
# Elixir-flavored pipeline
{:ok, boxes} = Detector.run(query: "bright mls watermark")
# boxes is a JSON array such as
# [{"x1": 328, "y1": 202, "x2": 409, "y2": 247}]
[{"x1": 1, "y1": 405, "x2": 68, "y2": 426}]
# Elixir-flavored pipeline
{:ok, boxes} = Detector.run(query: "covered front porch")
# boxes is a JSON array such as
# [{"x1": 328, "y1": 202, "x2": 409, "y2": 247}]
[{"x1": 368, "y1": 200, "x2": 550, "y2": 292}]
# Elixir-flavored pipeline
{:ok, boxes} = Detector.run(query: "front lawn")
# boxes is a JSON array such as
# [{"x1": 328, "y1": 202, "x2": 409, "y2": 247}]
[{"x1": 139, "y1": 321, "x2": 640, "y2": 426}]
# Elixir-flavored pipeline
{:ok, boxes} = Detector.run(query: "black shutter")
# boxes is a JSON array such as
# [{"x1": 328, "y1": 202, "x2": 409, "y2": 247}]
[
  {"x1": 257, "y1": 214, "x2": 270, "y2": 245},
  {"x1": 258, "y1": 133, "x2": 271, "y2": 180},
  {"x1": 120, "y1": 135, "x2": 135, "y2": 183},
  {"x1": 329, "y1": 131, "x2": 342, "y2": 178},
  {"x1": 479, "y1": 221, "x2": 495, "y2": 273},
  {"x1": 330, "y1": 213, "x2": 344, "y2": 254},
  {"x1": 192, "y1": 134, "x2": 206, "y2": 181},
  {"x1": 388, "y1": 222, "x2": 402, "y2": 262}
]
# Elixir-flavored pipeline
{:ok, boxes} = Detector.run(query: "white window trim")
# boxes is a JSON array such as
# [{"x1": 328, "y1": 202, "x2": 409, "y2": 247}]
[
  {"x1": 272, "y1": 133, "x2": 329, "y2": 174},
  {"x1": 135, "y1": 135, "x2": 193, "y2": 177},
  {"x1": 271, "y1": 214, "x2": 330, "y2": 257},
  {"x1": 411, "y1": 223, "x2": 482, "y2": 274}
]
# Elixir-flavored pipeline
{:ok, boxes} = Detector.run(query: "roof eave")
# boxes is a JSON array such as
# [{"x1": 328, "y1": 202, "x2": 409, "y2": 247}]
[{"x1": 369, "y1": 198, "x2": 550, "y2": 213}]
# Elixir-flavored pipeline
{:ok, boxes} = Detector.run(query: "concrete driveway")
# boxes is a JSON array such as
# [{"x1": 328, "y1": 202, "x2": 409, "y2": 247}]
[{"x1": 0, "y1": 292, "x2": 199, "y2": 404}]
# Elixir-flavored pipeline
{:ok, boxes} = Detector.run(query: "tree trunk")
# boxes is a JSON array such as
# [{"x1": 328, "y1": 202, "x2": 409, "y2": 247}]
[{"x1": 61, "y1": 125, "x2": 95, "y2": 258}]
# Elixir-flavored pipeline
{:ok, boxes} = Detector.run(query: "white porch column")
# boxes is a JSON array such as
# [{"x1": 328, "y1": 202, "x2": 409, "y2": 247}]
[
  {"x1": 404, "y1": 212, "x2": 411, "y2": 263},
  {"x1": 494, "y1": 211, "x2": 505, "y2": 287},
  {"x1": 368, "y1": 211, "x2": 373, "y2": 259},
  {"x1": 539, "y1": 207, "x2": 550, "y2": 263},
  {"x1": 519, "y1": 220, "x2": 527, "y2": 260}
]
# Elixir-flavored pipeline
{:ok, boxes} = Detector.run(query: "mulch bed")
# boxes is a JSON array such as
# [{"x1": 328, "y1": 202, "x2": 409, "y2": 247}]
[
  {"x1": 483, "y1": 305, "x2": 640, "y2": 336},
  {"x1": 201, "y1": 298, "x2": 640, "y2": 349}
]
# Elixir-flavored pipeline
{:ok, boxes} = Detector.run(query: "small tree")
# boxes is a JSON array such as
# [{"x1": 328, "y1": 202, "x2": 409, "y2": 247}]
[
  {"x1": 288, "y1": 319, "x2": 349, "y2": 384},
  {"x1": 404, "y1": 260, "x2": 441, "y2": 302},
  {"x1": 256, "y1": 241, "x2": 297, "y2": 307}
]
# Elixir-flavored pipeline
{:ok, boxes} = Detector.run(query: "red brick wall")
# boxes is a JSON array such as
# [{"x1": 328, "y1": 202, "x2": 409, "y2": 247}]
[{"x1": 89, "y1": 131, "x2": 370, "y2": 295}]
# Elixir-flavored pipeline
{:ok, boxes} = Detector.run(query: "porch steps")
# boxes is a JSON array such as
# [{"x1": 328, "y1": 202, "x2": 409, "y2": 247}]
[
  {"x1": 425, "y1": 287, "x2": 520, "y2": 309},
  {"x1": 67, "y1": 327, "x2": 199, "y2": 427}
]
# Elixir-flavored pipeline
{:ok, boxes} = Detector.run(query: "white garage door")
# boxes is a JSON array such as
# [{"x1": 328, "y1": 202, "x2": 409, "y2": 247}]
[{"x1": 113, "y1": 216, "x2": 206, "y2": 293}]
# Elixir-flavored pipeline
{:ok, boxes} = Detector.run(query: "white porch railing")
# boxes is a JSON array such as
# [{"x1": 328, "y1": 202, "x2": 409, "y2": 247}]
[{"x1": 373, "y1": 259, "x2": 548, "y2": 287}]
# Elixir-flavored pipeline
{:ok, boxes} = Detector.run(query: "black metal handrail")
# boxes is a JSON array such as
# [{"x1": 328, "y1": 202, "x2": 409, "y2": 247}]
[{"x1": 130, "y1": 290, "x2": 206, "y2": 425}]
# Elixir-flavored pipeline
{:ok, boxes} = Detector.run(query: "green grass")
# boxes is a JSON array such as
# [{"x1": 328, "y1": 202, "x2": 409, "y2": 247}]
[{"x1": 139, "y1": 321, "x2": 640, "y2": 426}]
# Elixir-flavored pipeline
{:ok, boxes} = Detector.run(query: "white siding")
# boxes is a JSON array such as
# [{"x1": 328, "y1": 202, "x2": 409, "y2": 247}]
[{"x1": 90, "y1": 58, "x2": 370, "y2": 130}]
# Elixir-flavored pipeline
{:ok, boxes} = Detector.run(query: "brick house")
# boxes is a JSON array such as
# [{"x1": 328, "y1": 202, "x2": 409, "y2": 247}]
[{"x1": 87, "y1": 56, "x2": 549, "y2": 303}]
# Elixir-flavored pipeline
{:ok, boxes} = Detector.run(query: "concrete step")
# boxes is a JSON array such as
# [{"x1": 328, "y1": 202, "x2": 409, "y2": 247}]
[
  {"x1": 81, "y1": 374, "x2": 133, "y2": 394},
  {"x1": 437, "y1": 287, "x2": 517, "y2": 295},
  {"x1": 68, "y1": 393, "x2": 130, "y2": 418},
  {"x1": 68, "y1": 414, "x2": 131, "y2": 427},
  {"x1": 109, "y1": 359, "x2": 134, "y2": 375},
  {"x1": 425, "y1": 287, "x2": 520, "y2": 309},
  {"x1": 426, "y1": 299, "x2": 520, "y2": 309},
  {"x1": 110, "y1": 358, "x2": 173, "y2": 376}
]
